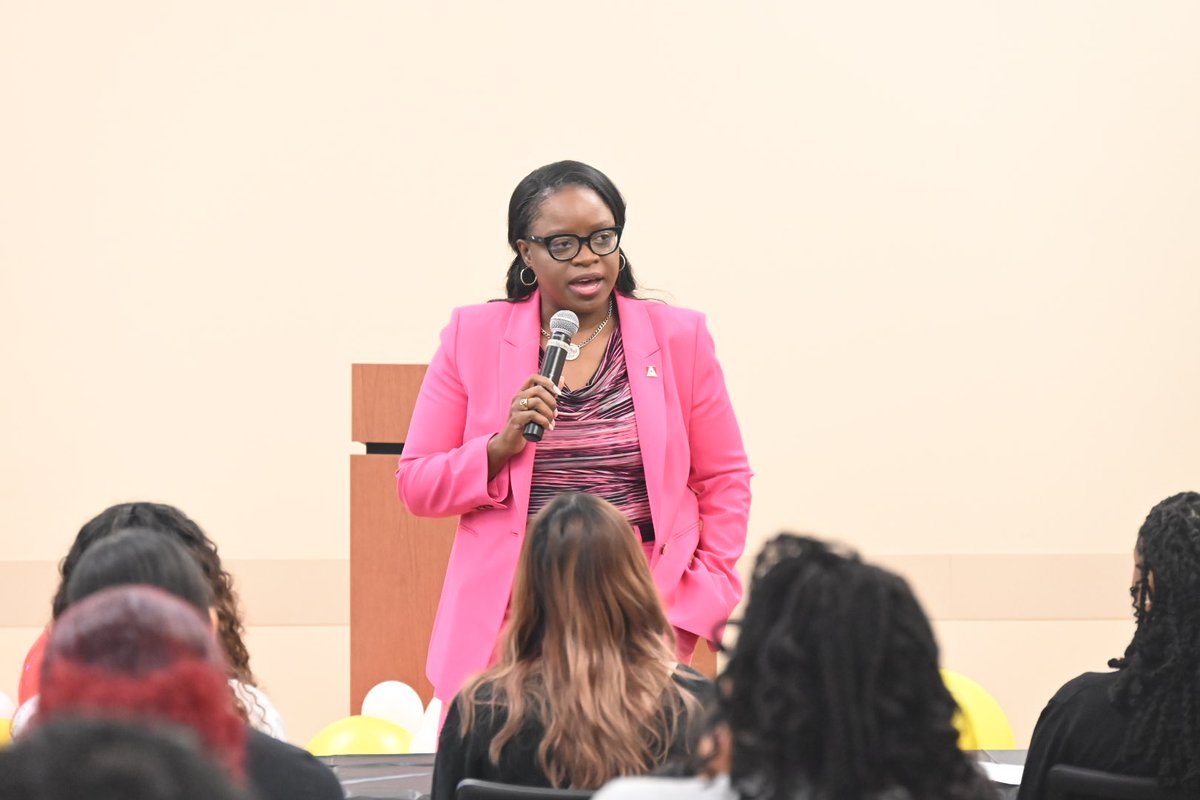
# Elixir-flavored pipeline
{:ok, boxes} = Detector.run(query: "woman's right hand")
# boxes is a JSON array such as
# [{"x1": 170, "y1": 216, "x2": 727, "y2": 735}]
[{"x1": 486, "y1": 374, "x2": 561, "y2": 478}]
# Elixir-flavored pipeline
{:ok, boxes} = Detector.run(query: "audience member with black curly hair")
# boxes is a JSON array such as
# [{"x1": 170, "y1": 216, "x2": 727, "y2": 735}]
[
  {"x1": 52, "y1": 503, "x2": 254, "y2": 683},
  {"x1": 36, "y1": 530, "x2": 345, "y2": 800},
  {"x1": 596, "y1": 533, "x2": 996, "y2": 800},
  {"x1": 15, "y1": 501, "x2": 286, "y2": 738},
  {"x1": 1017, "y1": 491, "x2": 1200, "y2": 799}
]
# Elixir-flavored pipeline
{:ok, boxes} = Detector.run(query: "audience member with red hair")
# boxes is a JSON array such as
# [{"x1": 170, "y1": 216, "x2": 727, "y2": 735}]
[
  {"x1": 39, "y1": 585, "x2": 248, "y2": 775},
  {"x1": 50, "y1": 501, "x2": 284, "y2": 737},
  {"x1": 36, "y1": 529, "x2": 344, "y2": 800}
]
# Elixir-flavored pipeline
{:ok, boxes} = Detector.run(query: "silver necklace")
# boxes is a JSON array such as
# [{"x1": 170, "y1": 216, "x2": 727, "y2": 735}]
[{"x1": 542, "y1": 300, "x2": 613, "y2": 361}]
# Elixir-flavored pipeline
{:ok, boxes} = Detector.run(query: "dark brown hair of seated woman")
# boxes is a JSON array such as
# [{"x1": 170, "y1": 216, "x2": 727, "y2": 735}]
[{"x1": 52, "y1": 502, "x2": 258, "y2": 715}]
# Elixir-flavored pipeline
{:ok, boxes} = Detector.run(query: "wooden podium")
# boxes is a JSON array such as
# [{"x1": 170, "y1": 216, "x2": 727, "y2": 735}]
[
  {"x1": 350, "y1": 364, "x2": 718, "y2": 711},
  {"x1": 350, "y1": 364, "x2": 456, "y2": 709}
]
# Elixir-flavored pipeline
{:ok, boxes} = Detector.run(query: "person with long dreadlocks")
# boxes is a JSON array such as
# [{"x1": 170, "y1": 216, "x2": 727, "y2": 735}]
[
  {"x1": 1016, "y1": 491, "x2": 1200, "y2": 799},
  {"x1": 596, "y1": 533, "x2": 995, "y2": 800}
]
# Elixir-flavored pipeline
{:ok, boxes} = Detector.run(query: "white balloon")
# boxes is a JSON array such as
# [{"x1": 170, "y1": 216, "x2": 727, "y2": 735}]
[
  {"x1": 10, "y1": 697, "x2": 39, "y2": 740},
  {"x1": 360, "y1": 681, "x2": 424, "y2": 734},
  {"x1": 409, "y1": 697, "x2": 443, "y2": 753},
  {"x1": 0, "y1": 691, "x2": 14, "y2": 719}
]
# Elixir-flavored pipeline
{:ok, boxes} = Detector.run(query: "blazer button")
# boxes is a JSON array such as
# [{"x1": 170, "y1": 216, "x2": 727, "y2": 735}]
[{"x1": 660, "y1": 542, "x2": 669, "y2": 555}]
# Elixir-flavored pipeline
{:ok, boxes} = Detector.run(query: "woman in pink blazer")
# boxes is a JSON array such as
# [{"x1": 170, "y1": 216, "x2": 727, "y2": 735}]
[{"x1": 397, "y1": 161, "x2": 752, "y2": 704}]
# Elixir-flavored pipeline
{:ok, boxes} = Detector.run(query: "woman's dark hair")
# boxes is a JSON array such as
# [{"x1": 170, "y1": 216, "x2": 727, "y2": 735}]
[
  {"x1": 53, "y1": 503, "x2": 255, "y2": 688},
  {"x1": 1109, "y1": 491, "x2": 1200, "y2": 790},
  {"x1": 504, "y1": 160, "x2": 639, "y2": 301},
  {"x1": 0, "y1": 717, "x2": 251, "y2": 800},
  {"x1": 717, "y1": 534, "x2": 993, "y2": 800},
  {"x1": 62, "y1": 529, "x2": 213, "y2": 615}
]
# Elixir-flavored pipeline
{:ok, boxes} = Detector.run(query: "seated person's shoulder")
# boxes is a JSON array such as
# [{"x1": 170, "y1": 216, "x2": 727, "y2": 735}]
[
  {"x1": 244, "y1": 728, "x2": 343, "y2": 800},
  {"x1": 673, "y1": 664, "x2": 715, "y2": 699},
  {"x1": 595, "y1": 774, "x2": 734, "y2": 800},
  {"x1": 1048, "y1": 671, "x2": 1120, "y2": 708},
  {"x1": 444, "y1": 678, "x2": 507, "y2": 739},
  {"x1": 455, "y1": 678, "x2": 505, "y2": 720},
  {"x1": 466, "y1": 677, "x2": 499, "y2": 701}
]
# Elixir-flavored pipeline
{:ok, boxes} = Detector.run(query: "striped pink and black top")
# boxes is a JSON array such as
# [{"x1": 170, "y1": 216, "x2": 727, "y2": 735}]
[{"x1": 527, "y1": 325, "x2": 652, "y2": 528}]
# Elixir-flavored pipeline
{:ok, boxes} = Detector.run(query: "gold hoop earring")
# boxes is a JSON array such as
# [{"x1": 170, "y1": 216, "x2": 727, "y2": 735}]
[
  {"x1": 519, "y1": 266, "x2": 538, "y2": 287},
  {"x1": 619, "y1": 253, "x2": 628, "y2": 271}
]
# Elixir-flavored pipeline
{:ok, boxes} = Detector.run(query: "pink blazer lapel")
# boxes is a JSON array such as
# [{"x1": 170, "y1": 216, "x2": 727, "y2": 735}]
[
  {"x1": 499, "y1": 294, "x2": 542, "y2": 515},
  {"x1": 616, "y1": 294, "x2": 668, "y2": 535}
]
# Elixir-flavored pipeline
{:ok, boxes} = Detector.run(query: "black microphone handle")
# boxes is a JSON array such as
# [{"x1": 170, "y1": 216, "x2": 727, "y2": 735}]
[{"x1": 523, "y1": 333, "x2": 571, "y2": 442}]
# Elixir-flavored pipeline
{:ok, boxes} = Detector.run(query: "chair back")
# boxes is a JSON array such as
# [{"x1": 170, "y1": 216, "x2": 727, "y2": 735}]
[
  {"x1": 456, "y1": 778, "x2": 595, "y2": 800},
  {"x1": 1046, "y1": 765, "x2": 1188, "y2": 800}
]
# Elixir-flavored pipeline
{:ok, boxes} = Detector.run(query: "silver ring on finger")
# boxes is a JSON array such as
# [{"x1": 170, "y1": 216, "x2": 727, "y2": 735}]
[{"x1": 519, "y1": 398, "x2": 529, "y2": 407}]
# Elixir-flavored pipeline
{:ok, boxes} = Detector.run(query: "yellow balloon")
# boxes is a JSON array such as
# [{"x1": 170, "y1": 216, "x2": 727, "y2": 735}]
[
  {"x1": 0, "y1": 718, "x2": 11, "y2": 750},
  {"x1": 940, "y1": 669, "x2": 1015, "y2": 750},
  {"x1": 306, "y1": 715, "x2": 413, "y2": 756}
]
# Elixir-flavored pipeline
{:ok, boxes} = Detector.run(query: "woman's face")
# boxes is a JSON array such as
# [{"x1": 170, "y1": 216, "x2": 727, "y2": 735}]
[{"x1": 517, "y1": 185, "x2": 621, "y2": 324}]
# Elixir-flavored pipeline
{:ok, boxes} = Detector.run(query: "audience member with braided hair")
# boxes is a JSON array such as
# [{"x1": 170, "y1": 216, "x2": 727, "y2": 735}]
[
  {"x1": 1017, "y1": 491, "x2": 1200, "y2": 799},
  {"x1": 596, "y1": 533, "x2": 995, "y2": 800}
]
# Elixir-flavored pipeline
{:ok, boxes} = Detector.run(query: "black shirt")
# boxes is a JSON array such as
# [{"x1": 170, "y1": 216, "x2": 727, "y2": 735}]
[
  {"x1": 245, "y1": 728, "x2": 344, "y2": 800},
  {"x1": 432, "y1": 666, "x2": 712, "y2": 800},
  {"x1": 1016, "y1": 671, "x2": 1152, "y2": 800}
]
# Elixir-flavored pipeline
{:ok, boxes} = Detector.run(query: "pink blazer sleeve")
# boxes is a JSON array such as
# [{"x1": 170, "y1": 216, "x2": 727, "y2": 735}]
[{"x1": 395, "y1": 309, "x2": 511, "y2": 518}]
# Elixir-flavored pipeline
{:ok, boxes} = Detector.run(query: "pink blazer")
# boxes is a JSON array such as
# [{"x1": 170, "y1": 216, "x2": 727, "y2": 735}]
[{"x1": 396, "y1": 291, "x2": 752, "y2": 701}]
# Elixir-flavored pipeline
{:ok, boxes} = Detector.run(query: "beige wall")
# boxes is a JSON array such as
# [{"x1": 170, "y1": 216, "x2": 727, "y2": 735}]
[{"x1": 2, "y1": 2, "x2": 1198, "y2": 747}]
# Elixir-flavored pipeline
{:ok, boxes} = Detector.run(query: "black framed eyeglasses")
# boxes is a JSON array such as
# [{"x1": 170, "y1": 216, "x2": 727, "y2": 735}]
[{"x1": 525, "y1": 226, "x2": 623, "y2": 262}]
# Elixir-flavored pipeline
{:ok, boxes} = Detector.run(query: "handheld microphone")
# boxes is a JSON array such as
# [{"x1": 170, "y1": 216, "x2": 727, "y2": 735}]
[{"x1": 523, "y1": 309, "x2": 579, "y2": 442}]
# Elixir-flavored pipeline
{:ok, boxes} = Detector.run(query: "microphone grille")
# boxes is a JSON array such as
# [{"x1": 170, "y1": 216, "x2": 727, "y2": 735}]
[{"x1": 549, "y1": 310, "x2": 580, "y2": 338}]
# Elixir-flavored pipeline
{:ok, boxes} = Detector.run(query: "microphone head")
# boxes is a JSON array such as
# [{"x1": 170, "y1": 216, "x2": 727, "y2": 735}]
[{"x1": 549, "y1": 310, "x2": 580, "y2": 339}]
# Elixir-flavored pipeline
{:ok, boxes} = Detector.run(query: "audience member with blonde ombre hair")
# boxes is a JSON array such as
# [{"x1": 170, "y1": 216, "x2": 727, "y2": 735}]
[{"x1": 431, "y1": 492, "x2": 710, "y2": 799}]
